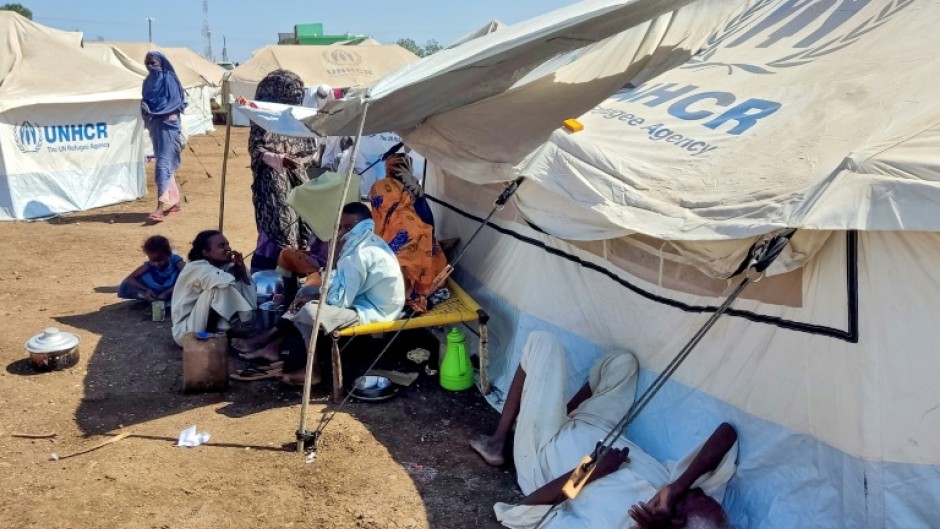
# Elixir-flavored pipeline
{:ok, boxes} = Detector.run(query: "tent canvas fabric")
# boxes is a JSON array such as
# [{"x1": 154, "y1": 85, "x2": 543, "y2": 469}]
[
  {"x1": 229, "y1": 44, "x2": 418, "y2": 126},
  {"x1": 0, "y1": 13, "x2": 146, "y2": 220},
  {"x1": 303, "y1": 0, "x2": 736, "y2": 137},
  {"x1": 446, "y1": 19, "x2": 506, "y2": 49}
]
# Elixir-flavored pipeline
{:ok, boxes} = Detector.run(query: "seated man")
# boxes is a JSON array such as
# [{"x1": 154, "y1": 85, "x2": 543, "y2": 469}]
[
  {"x1": 234, "y1": 202, "x2": 405, "y2": 385},
  {"x1": 471, "y1": 331, "x2": 738, "y2": 529}
]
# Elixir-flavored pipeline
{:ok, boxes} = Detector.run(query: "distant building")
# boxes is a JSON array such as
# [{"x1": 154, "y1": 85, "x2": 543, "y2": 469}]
[{"x1": 277, "y1": 23, "x2": 368, "y2": 45}]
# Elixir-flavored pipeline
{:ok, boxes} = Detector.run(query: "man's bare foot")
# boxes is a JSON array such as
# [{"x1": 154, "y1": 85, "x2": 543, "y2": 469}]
[
  {"x1": 232, "y1": 336, "x2": 272, "y2": 356},
  {"x1": 281, "y1": 370, "x2": 321, "y2": 387},
  {"x1": 470, "y1": 436, "x2": 505, "y2": 466},
  {"x1": 239, "y1": 341, "x2": 280, "y2": 363}
]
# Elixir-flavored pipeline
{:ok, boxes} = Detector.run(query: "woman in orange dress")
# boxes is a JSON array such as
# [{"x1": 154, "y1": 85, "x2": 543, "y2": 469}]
[{"x1": 369, "y1": 153, "x2": 447, "y2": 313}]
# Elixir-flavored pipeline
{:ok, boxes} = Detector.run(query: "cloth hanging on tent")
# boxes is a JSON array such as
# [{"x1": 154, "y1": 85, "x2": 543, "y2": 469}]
[{"x1": 287, "y1": 171, "x2": 362, "y2": 242}]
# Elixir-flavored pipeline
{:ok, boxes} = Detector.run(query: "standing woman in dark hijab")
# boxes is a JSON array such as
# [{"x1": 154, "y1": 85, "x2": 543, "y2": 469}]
[
  {"x1": 141, "y1": 51, "x2": 187, "y2": 223},
  {"x1": 248, "y1": 69, "x2": 318, "y2": 271}
]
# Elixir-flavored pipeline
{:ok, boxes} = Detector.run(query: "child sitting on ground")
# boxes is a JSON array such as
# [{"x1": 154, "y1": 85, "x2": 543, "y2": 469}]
[{"x1": 118, "y1": 235, "x2": 185, "y2": 303}]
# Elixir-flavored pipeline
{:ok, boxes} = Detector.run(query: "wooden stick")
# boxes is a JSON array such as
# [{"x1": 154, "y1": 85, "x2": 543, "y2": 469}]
[
  {"x1": 54, "y1": 432, "x2": 131, "y2": 461},
  {"x1": 218, "y1": 85, "x2": 233, "y2": 232},
  {"x1": 10, "y1": 432, "x2": 57, "y2": 439}
]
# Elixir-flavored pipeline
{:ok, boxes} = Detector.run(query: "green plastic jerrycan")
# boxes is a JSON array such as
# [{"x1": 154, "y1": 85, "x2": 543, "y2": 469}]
[{"x1": 440, "y1": 328, "x2": 474, "y2": 391}]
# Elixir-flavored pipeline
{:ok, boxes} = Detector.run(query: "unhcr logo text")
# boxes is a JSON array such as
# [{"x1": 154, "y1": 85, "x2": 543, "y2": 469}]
[{"x1": 14, "y1": 121, "x2": 111, "y2": 154}]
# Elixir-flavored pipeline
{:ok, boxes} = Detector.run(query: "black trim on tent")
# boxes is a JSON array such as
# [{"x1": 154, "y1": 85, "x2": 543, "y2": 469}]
[{"x1": 427, "y1": 195, "x2": 860, "y2": 344}]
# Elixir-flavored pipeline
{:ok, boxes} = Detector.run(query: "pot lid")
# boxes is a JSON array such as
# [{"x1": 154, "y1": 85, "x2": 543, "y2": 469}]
[{"x1": 25, "y1": 327, "x2": 79, "y2": 353}]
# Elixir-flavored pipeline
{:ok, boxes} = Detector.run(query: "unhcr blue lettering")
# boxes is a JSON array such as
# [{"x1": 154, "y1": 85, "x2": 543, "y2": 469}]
[
  {"x1": 667, "y1": 92, "x2": 735, "y2": 121},
  {"x1": 623, "y1": 83, "x2": 698, "y2": 107},
  {"x1": 619, "y1": 83, "x2": 782, "y2": 135},
  {"x1": 702, "y1": 99, "x2": 782, "y2": 135},
  {"x1": 42, "y1": 122, "x2": 109, "y2": 144}
]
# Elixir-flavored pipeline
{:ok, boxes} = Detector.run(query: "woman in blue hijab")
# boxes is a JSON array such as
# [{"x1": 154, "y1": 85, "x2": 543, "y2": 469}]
[{"x1": 141, "y1": 51, "x2": 187, "y2": 223}]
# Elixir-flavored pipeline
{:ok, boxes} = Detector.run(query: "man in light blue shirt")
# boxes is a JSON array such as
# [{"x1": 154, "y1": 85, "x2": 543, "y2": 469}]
[
  {"x1": 316, "y1": 202, "x2": 406, "y2": 325},
  {"x1": 232, "y1": 202, "x2": 405, "y2": 386}
]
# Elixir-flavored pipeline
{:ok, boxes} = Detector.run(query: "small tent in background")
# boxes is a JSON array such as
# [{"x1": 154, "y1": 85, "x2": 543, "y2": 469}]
[
  {"x1": 0, "y1": 12, "x2": 145, "y2": 221},
  {"x1": 86, "y1": 42, "x2": 225, "y2": 137},
  {"x1": 304, "y1": 0, "x2": 940, "y2": 527},
  {"x1": 228, "y1": 44, "x2": 418, "y2": 126}
]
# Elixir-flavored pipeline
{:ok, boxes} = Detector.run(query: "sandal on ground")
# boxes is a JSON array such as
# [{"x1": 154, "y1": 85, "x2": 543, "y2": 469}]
[
  {"x1": 230, "y1": 366, "x2": 283, "y2": 381},
  {"x1": 146, "y1": 212, "x2": 165, "y2": 224},
  {"x1": 164, "y1": 204, "x2": 182, "y2": 215}
]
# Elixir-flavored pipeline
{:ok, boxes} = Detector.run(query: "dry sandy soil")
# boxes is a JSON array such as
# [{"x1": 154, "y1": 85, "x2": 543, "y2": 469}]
[{"x1": 0, "y1": 129, "x2": 520, "y2": 529}]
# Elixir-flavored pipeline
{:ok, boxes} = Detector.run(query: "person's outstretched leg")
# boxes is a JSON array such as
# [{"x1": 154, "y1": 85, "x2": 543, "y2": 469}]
[
  {"x1": 470, "y1": 365, "x2": 525, "y2": 466},
  {"x1": 470, "y1": 331, "x2": 569, "y2": 483}
]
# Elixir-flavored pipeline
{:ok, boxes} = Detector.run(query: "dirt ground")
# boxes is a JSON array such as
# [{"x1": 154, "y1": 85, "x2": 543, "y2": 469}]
[{"x1": 0, "y1": 129, "x2": 521, "y2": 529}]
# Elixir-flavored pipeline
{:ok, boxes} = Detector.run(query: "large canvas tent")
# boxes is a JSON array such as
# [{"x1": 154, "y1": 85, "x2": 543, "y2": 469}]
[
  {"x1": 229, "y1": 44, "x2": 418, "y2": 126},
  {"x1": 0, "y1": 13, "x2": 146, "y2": 220},
  {"x1": 298, "y1": 0, "x2": 940, "y2": 527},
  {"x1": 86, "y1": 42, "x2": 226, "y2": 137}
]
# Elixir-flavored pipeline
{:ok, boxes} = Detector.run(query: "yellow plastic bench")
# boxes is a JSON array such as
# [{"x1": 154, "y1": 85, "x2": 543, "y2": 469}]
[{"x1": 329, "y1": 279, "x2": 490, "y2": 402}]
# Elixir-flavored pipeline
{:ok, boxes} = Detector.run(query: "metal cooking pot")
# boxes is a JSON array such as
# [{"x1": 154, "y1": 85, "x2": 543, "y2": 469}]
[
  {"x1": 25, "y1": 327, "x2": 80, "y2": 372},
  {"x1": 251, "y1": 270, "x2": 284, "y2": 304},
  {"x1": 258, "y1": 300, "x2": 286, "y2": 329}
]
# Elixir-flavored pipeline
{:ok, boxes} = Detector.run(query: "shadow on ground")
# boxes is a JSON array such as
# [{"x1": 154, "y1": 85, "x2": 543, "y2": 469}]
[
  {"x1": 49, "y1": 300, "x2": 517, "y2": 528},
  {"x1": 47, "y1": 212, "x2": 151, "y2": 225}
]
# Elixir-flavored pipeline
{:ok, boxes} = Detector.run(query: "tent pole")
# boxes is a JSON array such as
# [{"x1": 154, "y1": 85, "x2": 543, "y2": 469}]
[
  {"x1": 218, "y1": 96, "x2": 232, "y2": 232},
  {"x1": 296, "y1": 99, "x2": 371, "y2": 454}
]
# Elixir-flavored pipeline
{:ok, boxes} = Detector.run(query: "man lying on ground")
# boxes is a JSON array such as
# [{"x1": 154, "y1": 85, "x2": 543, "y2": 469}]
[
  {"x1": 233, "y1": 202, "x2": 405, "y2": 385},
  {"x1": 471, "y1": 331, "x2": 738, "y2": 529}
]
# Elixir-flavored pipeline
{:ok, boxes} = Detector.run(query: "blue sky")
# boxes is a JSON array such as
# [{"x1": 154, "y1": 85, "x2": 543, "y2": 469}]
[{"x1": 27, "y1": 0, "x2": 580, "y2": 63}]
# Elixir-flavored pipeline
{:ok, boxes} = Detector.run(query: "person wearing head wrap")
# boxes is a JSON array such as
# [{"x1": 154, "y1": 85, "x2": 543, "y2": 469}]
[
  {"x1": 141, "y1": 51, "x2": 187, "y2": 223},
  {"x1": 248, "y1": 69, "x2": 319, "y2": 272},
  {"x1": 368, "y1": 153, "x2": 447, "y2": 313}
]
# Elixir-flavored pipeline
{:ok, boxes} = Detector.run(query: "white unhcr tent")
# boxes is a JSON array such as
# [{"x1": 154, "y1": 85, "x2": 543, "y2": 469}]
[
  {"x1": 302, "y1": 0, "x2": 940, "y2": 528},
  {"x1": 228, "y1": 44, "x2": 419, "y2": 126},
  {"x1": 86, "y1": 42, "x2": 226, "y2": 137},
  {"x1": 0, "y1": 13, "x2": 146, "y2": 220}
]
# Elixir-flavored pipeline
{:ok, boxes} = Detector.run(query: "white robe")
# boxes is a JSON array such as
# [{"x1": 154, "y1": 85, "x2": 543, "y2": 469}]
[
  {"x1": 170, "y1": 260, "x2": 257, "y2": 345},
  {"x1": 495, "y1": 331, "x2": 738, "y2": 529}
]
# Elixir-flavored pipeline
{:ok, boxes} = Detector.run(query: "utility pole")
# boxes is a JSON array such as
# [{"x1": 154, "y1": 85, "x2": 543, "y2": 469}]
[
  {"x1": 146, "y1": 17, "x2": 154, "y2": 42},
  {"x1": 202, "y1": 0, "x2": 213, "y2": 61}
]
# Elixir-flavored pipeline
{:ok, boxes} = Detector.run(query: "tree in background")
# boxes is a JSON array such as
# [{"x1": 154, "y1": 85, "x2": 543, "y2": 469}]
[
  {"x1": 423, "y1": 39, "x2": 443, "y2": 56},
  {"x1": 0, "y1": 3, "x2": 31, "y2": 19},
  {"x1": 396, "y1": 37, "x2": 444, "y2": 58},
  {"x1": 396, "y1": 38, "x2": 423, "y2": 56}
]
